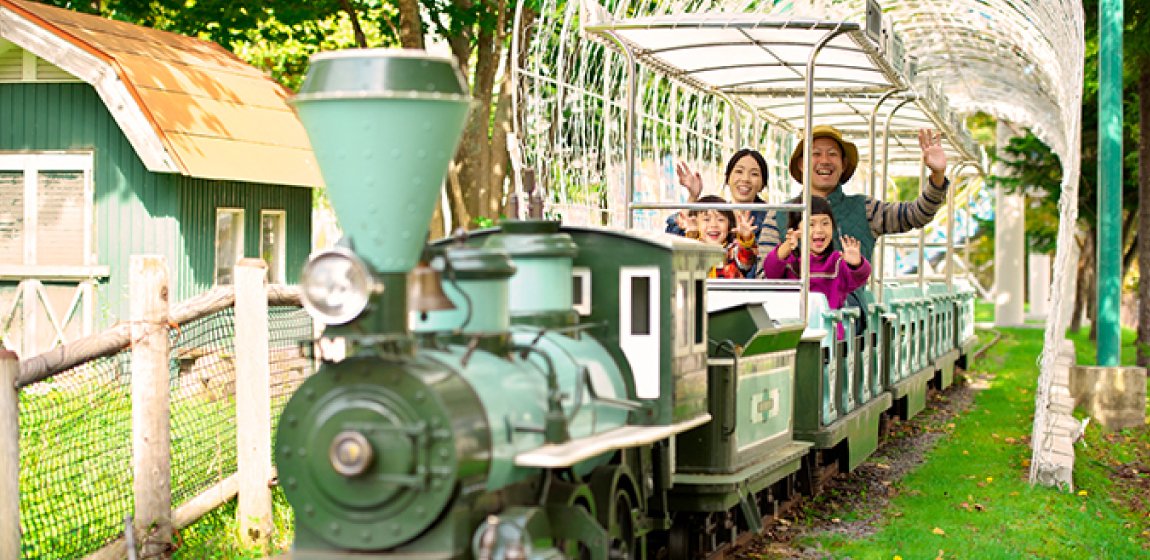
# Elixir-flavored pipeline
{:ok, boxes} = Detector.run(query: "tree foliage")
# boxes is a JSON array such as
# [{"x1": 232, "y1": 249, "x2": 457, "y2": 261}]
[
  {"x1": 42, "y1": 1, "x2": 403, "y2": 89},
  {"x1": 43, "y1": 0, "x2": 527, "y2": 235},
  {"x1": 991, "y1": 133, "x2": 1062, "y2": 255}
]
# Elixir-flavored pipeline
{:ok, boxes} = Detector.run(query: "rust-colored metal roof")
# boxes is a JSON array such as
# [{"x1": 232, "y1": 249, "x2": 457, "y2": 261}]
[{"x1": 1, "y1": 0, "x2": 321, "y2": 187}]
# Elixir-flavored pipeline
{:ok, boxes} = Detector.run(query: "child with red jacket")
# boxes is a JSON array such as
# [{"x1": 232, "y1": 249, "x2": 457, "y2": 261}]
[{"x1": 679, "y1": 195, "x2": 758, "y2": 279}]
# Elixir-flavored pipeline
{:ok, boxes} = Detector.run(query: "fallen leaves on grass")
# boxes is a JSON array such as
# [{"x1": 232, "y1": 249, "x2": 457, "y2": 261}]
[{"x1": 958, "y1": 501, "x2": 986, "y2": 512}]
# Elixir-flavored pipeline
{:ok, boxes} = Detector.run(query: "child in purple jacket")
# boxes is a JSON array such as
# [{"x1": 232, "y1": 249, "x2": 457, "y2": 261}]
[{"x1": 760, "y1": 196, "x2": 871, "y2": 338}]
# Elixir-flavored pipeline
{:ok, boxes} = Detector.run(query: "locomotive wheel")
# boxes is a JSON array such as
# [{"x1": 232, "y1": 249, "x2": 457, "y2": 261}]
[
  {"x1": 609, "y1": 490, "x2": 638, "y2": 559},
  {"x1": 556, "y1": 498, "x2": 595, "y2": 560},
  {"x1": 667, "y1": 519, "x2": 696, "y2": 560}
]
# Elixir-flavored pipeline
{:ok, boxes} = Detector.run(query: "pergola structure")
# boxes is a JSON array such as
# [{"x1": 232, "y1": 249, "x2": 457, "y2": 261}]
[{"x1": 512, "y1": 0, "x2": 1084, "y2": 487}]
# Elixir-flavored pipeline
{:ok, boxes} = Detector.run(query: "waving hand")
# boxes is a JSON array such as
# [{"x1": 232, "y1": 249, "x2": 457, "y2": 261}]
[
  {"x1": 918, "y1": 128, "x2": 948, "y2": 185},
  {"x1": 842, "y1": 235, "x2": 863, "y2": 267},
  {"x1": 675, "y1": 162, "x2": 703, "y2": 202},
  {"x1": 733, "y1": 210, "x2": 754, "y2": 239}
]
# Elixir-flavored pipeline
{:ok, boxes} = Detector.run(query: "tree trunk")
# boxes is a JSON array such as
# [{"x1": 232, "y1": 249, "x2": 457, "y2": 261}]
[
  {"x1": 1123, "y1": 232, "x2": 1138, "y2": 276},
  {"x1": 338, "y1": 0, "x2": 368, "y2": 48},
  {"x1": 395, "y1": 0, "x2": 443, "y2": 237},
  {"x1": 507, "y1": 6, "x2": 538, "y2": 218},
  {"x1": 1071, "y1": 232, "x2": 1093, "y2": 334},
  {"x1": 487, "y1": 48, "x2": 514, "y2": 216},
  {"x1": 1120, "y1": 208, "x2": 1137, "y2": 278},
  {"x1": 449, "y1": 0, "x2": 511, "y2": 230},
  {"x1": 1138, "y1": 67, "x2": 1150, "y2": 366},
  {"x1": 447, "y1": 0, "x2": 474, "y2": 78},
  {"x1": 397, "y1": 0, "x2": 426, "y2": 50}
]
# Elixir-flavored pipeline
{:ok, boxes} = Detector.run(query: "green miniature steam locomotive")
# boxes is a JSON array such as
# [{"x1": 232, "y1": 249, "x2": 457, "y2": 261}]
[{"x1": 276, "y1": 49, "x2": 976, "y2": 560}]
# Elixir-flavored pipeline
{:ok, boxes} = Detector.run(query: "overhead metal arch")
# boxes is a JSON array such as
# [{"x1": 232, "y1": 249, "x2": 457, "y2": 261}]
[{"x1": 513, "y1": 0, "x2": 1084, "y2": 489}]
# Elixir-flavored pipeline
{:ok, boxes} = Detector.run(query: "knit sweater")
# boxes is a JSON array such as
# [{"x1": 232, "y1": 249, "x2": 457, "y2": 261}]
[
  {"x1": 761, "y1": 248, "x2": 871, "y2": 338},
  {"x1": 756, "y1": 178, "x2": 950, "y2": 262}
]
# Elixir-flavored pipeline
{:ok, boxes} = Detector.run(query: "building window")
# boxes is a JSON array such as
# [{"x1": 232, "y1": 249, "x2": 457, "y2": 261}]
[
  {"x1": 260, "y1": 210, "x2": 286, "y2": 283},
  {"x1": 214, "y1": 209, "x2": 244, "y2": 285},
  {"x1": 630, "y1": 276, "x2": 651, "y2": 335},
  {"x1": 674, "y1": 274, "x2": 689, "y2": 353},
  {"x1": 0, "y1": 153, "x2": 100, "y2": 357},
  {"x1": 0, "y1": 153, "x2": 95, "y2": 268}
]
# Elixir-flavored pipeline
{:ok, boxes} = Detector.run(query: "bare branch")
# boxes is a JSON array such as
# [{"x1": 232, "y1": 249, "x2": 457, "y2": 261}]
[{"x1": 338, "y1": 0, "x2": 368, "y2": 48}]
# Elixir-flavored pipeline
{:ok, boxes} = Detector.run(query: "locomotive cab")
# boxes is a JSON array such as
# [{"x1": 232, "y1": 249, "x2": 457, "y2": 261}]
[{"x1": 561, "y1": 226, "x2": 721, "y2": 428}]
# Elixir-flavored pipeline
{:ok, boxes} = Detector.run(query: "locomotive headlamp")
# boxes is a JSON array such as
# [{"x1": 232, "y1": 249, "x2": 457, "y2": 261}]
[
  {"x1": 300, "y1": 248, "x2": 376, "y2": 325},
  {"x1": 329, "y1": 430, "x2": 373, "y2": 477}
]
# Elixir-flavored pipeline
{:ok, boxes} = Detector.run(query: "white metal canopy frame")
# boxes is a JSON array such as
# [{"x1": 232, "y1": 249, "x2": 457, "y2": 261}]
[
  {"x1": 573, "y1": 0, "x2": 988, "y2": 320},
  {"x1": 513, "y1": 0, "x2": 986, "y2": 316},
  {"x1": 876, "y1": 0, "x2": 1085, "y2": 489},
  {"x1": 577, "y1": 0, "x2": 985, "y2": 173},
  {"x1": 511, "y1": 0, "x2": 1084, "y2": 487}
]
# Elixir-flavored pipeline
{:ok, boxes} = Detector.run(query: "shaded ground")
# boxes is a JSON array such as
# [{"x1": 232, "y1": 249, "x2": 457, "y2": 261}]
[{"x1": 733, "y1": 372, "x2": 982, "y2": 559}]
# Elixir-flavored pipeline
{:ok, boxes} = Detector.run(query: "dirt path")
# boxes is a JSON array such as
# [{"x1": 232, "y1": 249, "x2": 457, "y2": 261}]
[{"x1": 732, "y1": 373, "x2": 982, "y2": 559}]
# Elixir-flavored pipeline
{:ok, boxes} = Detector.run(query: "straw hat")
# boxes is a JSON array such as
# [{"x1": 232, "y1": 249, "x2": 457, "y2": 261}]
[{"x1": 788, "y1": 125, "x2": 860, "y2": 184}]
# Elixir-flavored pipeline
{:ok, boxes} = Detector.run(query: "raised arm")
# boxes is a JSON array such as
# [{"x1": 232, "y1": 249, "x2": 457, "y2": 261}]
[
  {"x1": 760, "y1": 229, "x2": 800, "y2": 279},
  {"x1": 866, "y1": 128, "x2": 950, "y2": 235},
  {"x1": 664, "y1": 162, "x2": 706, "y2": 234}
]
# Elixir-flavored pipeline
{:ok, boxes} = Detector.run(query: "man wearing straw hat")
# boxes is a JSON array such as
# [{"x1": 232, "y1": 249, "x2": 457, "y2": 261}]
[{"x1": 758, "y1": 125, "x2": 950, "y2": 266}]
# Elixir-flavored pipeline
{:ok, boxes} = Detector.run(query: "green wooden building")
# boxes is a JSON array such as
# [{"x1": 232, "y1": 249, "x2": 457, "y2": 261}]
[{"x1": 0, "y1": 0, "x2": 320, "y2": 356}]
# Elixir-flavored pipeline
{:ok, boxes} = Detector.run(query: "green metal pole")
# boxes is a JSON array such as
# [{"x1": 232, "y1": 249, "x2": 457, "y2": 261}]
[{"x1": 1097, "y1": 0, "x2": 1123, "y2": 366}]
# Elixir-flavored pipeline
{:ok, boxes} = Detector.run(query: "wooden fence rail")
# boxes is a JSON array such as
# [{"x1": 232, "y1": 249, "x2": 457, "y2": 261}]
[
  {"x1": 18, "y1": 282, "x2": 300, "y2": 388},
  {"x1": 0, "y1": 255, "x2": 307, "y2": 559}
]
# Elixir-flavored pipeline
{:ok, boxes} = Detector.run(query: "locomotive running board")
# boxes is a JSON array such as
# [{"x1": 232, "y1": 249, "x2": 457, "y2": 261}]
[{"x1": 514, "y1": 414, "x2": 712, "y2": 469}]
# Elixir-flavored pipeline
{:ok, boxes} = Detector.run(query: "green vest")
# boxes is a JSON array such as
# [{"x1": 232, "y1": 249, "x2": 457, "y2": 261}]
[{"x1": 773, "y1": 188, "x2": 877, "y2": 261}]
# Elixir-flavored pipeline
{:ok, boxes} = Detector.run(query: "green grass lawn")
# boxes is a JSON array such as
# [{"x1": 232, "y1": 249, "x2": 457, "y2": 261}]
[
  {"x1": 173, "y1": 488, "x2": 294, "y2": 558},
  {"x1": 19, "y1": 376, "x2": 248, "y2": 558},
  {"x1": 973, "y1": 300, "x2": 1048, "y2": 326},
  {"x1": 804, "y1": 326, "x2": 1150, "y2": 559},
  {"x1": 974, "y1": 300, "x2": 993, "y2": 323}
]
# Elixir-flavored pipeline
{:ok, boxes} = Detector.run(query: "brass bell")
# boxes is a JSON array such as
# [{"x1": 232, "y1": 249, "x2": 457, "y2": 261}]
[{"x1": 408, "y1": 261, "x2": 455, "y2": 316}]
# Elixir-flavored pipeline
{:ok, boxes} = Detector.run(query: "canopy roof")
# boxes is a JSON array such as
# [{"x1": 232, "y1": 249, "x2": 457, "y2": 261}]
[
  {"x1": 580, "y1": 1, "x2": 986, "y2": 179},
  {"x1": 0, "y1": 0, "x2": 321, "y2": 187}
]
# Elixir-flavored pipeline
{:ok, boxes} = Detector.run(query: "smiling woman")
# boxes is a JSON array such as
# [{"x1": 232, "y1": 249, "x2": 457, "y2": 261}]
[{"x1": 663, "y1": 148, "x2": 770, "y2": 237}]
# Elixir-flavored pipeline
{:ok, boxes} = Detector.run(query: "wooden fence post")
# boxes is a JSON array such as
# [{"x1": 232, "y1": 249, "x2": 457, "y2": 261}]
[
  {"x1": 131, "y1": 255, "x2": 171, "y2": 557},
  {"x1": 0, "y1": 349, "x2": 20, "y2": 558},
  {"x1": 235, "y1": 259, "x2": 272, "y2": 548}
]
